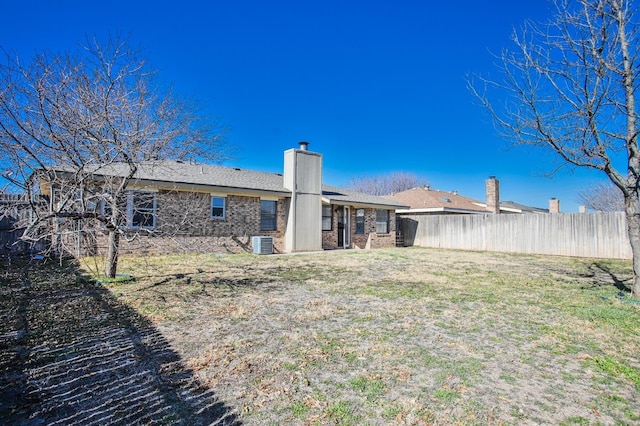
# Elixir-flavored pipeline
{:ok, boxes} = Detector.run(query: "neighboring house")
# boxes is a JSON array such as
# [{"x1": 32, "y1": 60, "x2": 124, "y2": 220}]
[
  {"x1": 384, "y1": 186, "x2": 489, "y2": 215},
  {"x1": 474, "y1": 200, "x2": 550, "y2": 214},
  {"x1": 38, "y1": 143, "x2": 407, "y2": 256},
  {"x1": 386, "y1": 177, "x2": 554, "y2": 216},
  {"x1": 387, "y1": 177, "x2": 557, "y2": 248}
]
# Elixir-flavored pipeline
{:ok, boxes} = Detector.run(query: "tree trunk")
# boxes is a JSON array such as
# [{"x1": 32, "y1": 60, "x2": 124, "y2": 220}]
[
  {"x1": 105, "y1": 230, "x2": 119, "y2": 279},
  {"x1": 624, "y1": 194, "x2": 640, "y2": 298}
]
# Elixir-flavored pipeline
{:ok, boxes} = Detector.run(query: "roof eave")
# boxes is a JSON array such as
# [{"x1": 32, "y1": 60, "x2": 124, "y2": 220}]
[
  {"x1": 130, "y1": 178, "x2": 291, "y2": 197},
  {"x1": 322, "y1": 197, "x2": 408, "y2": 210},
  {"x1": 396, "y1": 207, "x2": 488, "y2": 214}
]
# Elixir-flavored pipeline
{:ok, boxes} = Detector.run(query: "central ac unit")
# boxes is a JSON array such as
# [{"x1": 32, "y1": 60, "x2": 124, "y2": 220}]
[{"x1": 252, "y1": 236, "x2": 273, "y2": 255}]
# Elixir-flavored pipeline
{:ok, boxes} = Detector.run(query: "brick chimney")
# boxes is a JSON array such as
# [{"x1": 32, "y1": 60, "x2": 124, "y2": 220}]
[
  {"x1": 485, "y1": 176, "x2": 500, "y2": 214},
  {"x1": 549, "y1": 198, "x2": 560, "y2": 214}
]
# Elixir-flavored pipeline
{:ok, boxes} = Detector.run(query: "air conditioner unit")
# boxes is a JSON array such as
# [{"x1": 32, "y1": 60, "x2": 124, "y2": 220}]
[{"x1": 252, "y1": 236, "x2": 273, "y2": 255}]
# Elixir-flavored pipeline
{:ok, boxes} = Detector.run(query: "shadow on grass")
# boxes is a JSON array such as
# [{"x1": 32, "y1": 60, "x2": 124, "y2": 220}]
[
  {"x1": 586, "y1": 261, "x2": 632, "y2": 293},
  {"x1": 0, "y1": 257, "x2": 241, "y2": 425},
  {"x1": 139, "y1": 271, "x2": 280, "y2": 294}
]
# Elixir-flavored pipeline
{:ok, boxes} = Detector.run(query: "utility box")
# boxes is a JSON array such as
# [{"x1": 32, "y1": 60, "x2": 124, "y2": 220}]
[{"x1": 252, "y1": 236, "x2": 273, "y2": 255}]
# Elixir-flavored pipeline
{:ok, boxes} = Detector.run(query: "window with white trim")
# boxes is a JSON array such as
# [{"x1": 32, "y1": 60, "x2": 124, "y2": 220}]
[
  {"x1": 375, "y1": 209, "x2": 389, "y2": 234},
  {"x1": 211, "y1": 196, "x2": 226, "y2": 220},
  {"x1": 130, "y1": 191, "x2": 157, "y2": 230},
  {"x1": 100, "y1": 194, "x2": 114, "y2": 222},
  {"x1": 51, "y1": 188, "x2": 83, "y2": 212}
]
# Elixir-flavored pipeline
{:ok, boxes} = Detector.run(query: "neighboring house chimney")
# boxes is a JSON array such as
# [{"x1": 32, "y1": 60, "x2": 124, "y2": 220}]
[
  {"x1": 579, "y1": 205, "x2": 587, "y2": 213},
  {"x1": 283, "y1": 142, "x2": 322, "y2": 252},
  {"x1": 549, "y1": 198, "x2": 560, "y2": 214},
  {"x1": 485, "y1": 176, "x2": 500, "y2": 214}
]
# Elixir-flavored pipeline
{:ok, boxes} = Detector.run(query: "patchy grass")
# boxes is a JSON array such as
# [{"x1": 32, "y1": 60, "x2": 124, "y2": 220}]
[
  {"x1": 92, "y1": 273, "x2": 135, "y2": 285},
  {"x1": 348, "y1": 374, "x2": 386, "y2": 401},
  {"x1": 98, "y1": 247, "x2": 640, "y2": 425},
  {"x1": 2, "y1": 247, "x2": 640, "y2": 424},
  {"x1": 587, "y1": 356, "x2": 640, "y2": 391}
]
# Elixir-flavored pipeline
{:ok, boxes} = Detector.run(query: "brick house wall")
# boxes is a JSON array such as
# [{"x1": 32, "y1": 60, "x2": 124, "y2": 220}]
[
  {"x1": 322, "y1": 205, "x2": 396, "y2": 250},
  {"x1": 321, "y1": 218, "x2": 337, "y2": 249},
  {"x1": 67, "y1": 191, "x2": 397, "y2": 257},
  {"x1": 88, "y1": 190, "x2": 287, "y2": 256}
]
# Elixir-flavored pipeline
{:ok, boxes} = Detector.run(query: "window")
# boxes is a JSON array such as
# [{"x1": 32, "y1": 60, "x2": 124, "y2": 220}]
[
  {"x1": 322, "y1": 204, "x2": 332, "y2": 231},
  {"x1": 99, "y1": 191, "x2": 156, "y2": 230},
  {"x1": 356, "y1": 209, "x2": 365, "y2": 234},
  {"x1": 51, "y1": 188, "x2": 82, "y2": 212},
  {"x1": 211, "y1": 196, "x2": 226, "y2": 220},
  {"x1": 260, "y1": 200, "x2": 277, "y2": 231},
  {"x1": 375, "y1": 209, "x2": 389, "y2": 234},
  {"x1": 130, "y1": 192, "x2": 157, "y2": 230},
  {"x1": 100, "y1": 194, "x2": 115, "y2": 222}
]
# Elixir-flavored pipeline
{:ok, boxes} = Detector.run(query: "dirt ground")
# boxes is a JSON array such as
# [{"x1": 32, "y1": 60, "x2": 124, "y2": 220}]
[{"x1": 2, "y1": 247, "x2": 639, "y2": 425}]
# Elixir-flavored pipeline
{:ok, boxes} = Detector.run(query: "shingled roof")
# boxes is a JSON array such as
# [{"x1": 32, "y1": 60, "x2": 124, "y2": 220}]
[
  {"x1": 385, "y1": 186, "x2": 549, "y2": 214},
  {"x1": 384, "y1": 187, "x2": 488, "y2": 214},
  {"x1": 62, "y1": 161, "x2": 407, "y2": 209}
]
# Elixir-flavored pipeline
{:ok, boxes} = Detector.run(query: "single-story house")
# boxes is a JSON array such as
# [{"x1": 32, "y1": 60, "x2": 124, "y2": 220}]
[
  {"x1": 385, "y1": 177, "x2": 557, "y2": 215},
  {"x1": 384, "y1": 186, "x2": 489, "y2": 215},
  {"x1": 40, "y1": 142, "x2": 407, "y2": 255},
  {"x1": 386, "y1": 178, "x2": 559, "y2": 247}
]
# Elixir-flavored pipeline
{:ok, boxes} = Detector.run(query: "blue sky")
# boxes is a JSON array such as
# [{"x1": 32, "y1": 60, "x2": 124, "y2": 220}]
[{"x1": 2, "y1": 0, "x2": 609, "y2": 211}]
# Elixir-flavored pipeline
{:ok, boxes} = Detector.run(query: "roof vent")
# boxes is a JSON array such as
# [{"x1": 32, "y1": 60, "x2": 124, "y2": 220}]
[{"x1": 298, "y1": 141, "x2": 309, "y2": 151}]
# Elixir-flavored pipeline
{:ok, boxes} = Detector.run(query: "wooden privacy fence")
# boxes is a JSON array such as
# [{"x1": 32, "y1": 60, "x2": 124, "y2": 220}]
[
  {"x1": 0, "y1": 194, "x2": 49, "y2": 255},
  {"x1": 399, "y1": 212, "x2": 632, "y2": 260}
]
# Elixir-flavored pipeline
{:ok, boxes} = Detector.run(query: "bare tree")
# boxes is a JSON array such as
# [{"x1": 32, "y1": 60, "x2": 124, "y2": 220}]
[
  {"x1": 347, "y1": 172, "x2": 429, "y2": 196},
  {"x1": 469, "y1": 0, "x2": 640, "y2": 297},
  {"x1": 0, "y1": 35, "x2": 226, "y2": 277},
  {"x1": 578, "y1": 181, "x2": 625, "y2": 211}
]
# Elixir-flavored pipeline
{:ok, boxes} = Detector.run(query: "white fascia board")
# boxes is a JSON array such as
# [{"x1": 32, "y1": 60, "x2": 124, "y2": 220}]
[
  {"x1": 474, "y1": 201, "x2": 523, "y2": 214},
  {"x1": 396, "y1": 207, "x2": 445, "y2": 213},
  {"x1": 500, "y1": 207, "x2": 523, "y2": 213},
  {"x1": 323, "y1": 198, "x2": 406, "y2": 210},
  {"x1": 397, "y1": 207, "x2": 487, "y2": 214}
]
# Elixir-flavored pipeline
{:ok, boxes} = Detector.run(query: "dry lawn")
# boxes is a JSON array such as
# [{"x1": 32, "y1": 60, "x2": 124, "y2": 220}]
[{"x1": 2, "y1": 247, "x2": 640, "y2": 425}]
